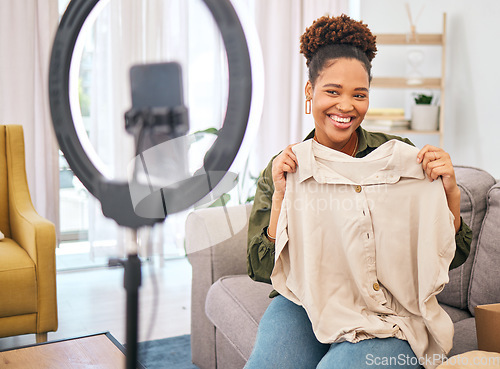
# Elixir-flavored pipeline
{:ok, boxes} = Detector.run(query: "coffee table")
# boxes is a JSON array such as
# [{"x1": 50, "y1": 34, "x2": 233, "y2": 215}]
[{"x1": 0, "y1": 332, "x2": 146, "y2": 369}]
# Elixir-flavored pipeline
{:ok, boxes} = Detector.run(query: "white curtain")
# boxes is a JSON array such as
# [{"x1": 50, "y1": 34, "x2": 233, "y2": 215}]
[
  {"x1": 248, "y1": 0, "x2": 349, "y2": 175},
  {"x1": 0, "y1": 1, "x2": 60, "y2": 228}
]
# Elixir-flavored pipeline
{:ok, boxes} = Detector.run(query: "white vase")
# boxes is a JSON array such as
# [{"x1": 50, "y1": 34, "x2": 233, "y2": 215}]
[{"x1": 411, "y1": 105, "x2": 439, "y2": 131}]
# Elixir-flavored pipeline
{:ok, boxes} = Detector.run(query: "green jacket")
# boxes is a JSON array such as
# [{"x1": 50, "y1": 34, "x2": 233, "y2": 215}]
[{"x1": 247, "y1": 127, "x2": 472, "y2": 285}]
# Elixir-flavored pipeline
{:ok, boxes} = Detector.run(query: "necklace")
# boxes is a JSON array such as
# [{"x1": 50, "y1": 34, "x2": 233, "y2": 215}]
[
  {"x1": 313, "y1": 132, "x2": 358, "y2": 156},
  {"x1": 351, "y1": 134, "x2": 359, "y2": 157}
]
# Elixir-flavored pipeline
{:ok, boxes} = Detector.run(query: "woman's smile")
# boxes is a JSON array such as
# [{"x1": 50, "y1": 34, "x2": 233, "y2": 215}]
[{"x1": 328, "y1": 114, "x2": 355, "y2": 129}]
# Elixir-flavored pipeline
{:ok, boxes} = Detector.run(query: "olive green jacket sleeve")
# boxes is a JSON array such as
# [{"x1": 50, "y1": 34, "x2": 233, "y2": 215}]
[
  {"x1": 450, "y1": 218, "x2": 472, "y2": 269},
  {"x1": 246, "y1": 129, "x2": 473, "y2": 285},
  {"x1": 247, "y1": 158, "x2": 276, "y2": 284}
]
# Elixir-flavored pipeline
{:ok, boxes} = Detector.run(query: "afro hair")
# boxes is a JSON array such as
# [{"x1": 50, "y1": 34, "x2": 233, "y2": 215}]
[{"x1": 300, "y1": 14, "x2": 377, "y2": 66}]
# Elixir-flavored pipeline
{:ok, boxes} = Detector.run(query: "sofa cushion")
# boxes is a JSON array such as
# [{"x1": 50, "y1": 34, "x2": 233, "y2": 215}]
[
  {"x1": 0, "y1": 238, "x2": 37, "y2": 317},
  {"x1": 437, "y1": 167, "x2": 496, "y2": 310},
  {"x1": 205, "y1": 275, "x2": 274, "y2": 361},
  {"x1": 447, "y1": 317, "x2": 478, "y2": 357},
  {"x1": 439, "y1": 303, "x2": 472, "y2": 323},
  {"x1": 469, "y1": 182, "x2": 500, "y2": 315},
  {"x1": 216, "y1": 329, "x2": 247, "y2": 369}
]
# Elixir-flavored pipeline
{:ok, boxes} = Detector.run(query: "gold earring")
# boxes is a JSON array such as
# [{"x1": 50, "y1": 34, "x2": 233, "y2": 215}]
[{"x1": 305, "y1": 98, "x2": 312, "y2": 114}]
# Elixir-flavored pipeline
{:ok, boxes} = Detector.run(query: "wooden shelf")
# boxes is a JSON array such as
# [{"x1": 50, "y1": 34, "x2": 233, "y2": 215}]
[
  {"x1": 371, "y1": 13, "x2": 447, "y2": 148},
  {"x1": 376, "y1": 34, "x2": 443, "y2": 45},
  {"x1": 371, "y1": 77, "x2": 441, "y2": 89}
]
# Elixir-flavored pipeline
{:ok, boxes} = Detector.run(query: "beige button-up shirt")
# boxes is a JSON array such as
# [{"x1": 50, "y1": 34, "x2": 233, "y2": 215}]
[{"x1": 271, "y1": 139, "x2": 456, "y2": 369}]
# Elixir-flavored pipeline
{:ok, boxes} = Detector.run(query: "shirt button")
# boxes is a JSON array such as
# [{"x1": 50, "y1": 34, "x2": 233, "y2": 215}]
[
  {"x1": 373, "y1": 282, "x2": 380, "y2": 291},
  {"x1": 355, "y1": 185, "x2": 362, "y2": 193}
]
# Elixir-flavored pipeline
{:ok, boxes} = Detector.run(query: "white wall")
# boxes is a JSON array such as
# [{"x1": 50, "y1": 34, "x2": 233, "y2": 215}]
[{"x1": 360, "y1": 0, "x2": 500, "y2": 178}]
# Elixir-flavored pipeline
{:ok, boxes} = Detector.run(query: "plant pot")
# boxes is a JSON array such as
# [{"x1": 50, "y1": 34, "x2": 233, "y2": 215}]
[{"x1": 411, "y1": 104, "x2": 439, "y2": 131}]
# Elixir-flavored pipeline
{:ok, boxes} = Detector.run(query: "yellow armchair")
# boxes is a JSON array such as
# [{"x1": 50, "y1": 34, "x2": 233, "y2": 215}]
[{"x1": 0, "y1": 124, "x2": 58, "y2": 342}]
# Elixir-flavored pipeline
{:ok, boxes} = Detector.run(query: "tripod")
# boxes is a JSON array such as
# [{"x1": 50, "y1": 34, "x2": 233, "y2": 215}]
[{"x1": 109, "y1": 230, "x2": 143, "y2": 369}]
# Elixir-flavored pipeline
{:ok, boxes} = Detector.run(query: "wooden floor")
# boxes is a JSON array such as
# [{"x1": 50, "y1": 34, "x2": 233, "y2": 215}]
[{"x1": 0, "y1": 257, "x2": 192, "y2": 351}]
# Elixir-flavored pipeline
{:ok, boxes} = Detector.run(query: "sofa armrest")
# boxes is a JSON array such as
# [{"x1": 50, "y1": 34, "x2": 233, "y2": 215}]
[
  {"x1": 186, "y1": 203, "x2": 252, "y2": 279},
  {"x1": 186, "y1": 203, "x2": 252, "y2": 369},
  {"x1": 6, "y1": 124, "x2": 58, "y2": 334},
  {"x1": 10, "y1": 207, "x2": 57, "y2": 334}
]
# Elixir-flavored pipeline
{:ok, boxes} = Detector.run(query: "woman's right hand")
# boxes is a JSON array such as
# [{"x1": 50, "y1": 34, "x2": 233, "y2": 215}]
[{"x1": 272, "y1": 144, "x2": 299, "y2": 197}]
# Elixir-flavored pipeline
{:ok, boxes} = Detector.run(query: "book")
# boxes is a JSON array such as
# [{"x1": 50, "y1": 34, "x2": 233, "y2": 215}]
[{"x1": 363, "y1": 119, "x2": 410, "y2": 132}]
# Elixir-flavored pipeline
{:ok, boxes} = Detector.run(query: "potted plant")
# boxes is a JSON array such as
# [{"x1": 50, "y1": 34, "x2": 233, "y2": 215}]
[{"x1": 411, "y1": 93, "x2": 439, "y2": 131}]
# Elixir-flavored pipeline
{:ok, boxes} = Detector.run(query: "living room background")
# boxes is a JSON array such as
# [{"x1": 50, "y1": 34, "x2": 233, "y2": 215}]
[{"x1": 0, "y1": 0, "x2": 498, "y2": 270}]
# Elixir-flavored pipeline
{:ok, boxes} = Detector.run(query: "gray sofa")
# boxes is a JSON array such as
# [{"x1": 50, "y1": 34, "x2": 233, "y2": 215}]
[{"x1": 186, "y1": 166, "x2": 500, "y2": 369}]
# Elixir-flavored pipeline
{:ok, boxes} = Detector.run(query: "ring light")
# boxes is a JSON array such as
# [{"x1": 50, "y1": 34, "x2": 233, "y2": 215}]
[{"x1": 49, "y1": 0, "x2": 255, "y2": 229}]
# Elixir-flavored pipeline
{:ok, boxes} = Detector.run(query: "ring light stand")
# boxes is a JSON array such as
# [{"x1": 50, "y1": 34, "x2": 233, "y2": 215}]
[{"x1": 49, "y1": 1, "x2": 255, "y2": 367}]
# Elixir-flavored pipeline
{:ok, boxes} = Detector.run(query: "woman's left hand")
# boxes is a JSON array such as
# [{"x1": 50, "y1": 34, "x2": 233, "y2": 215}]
[
  {"x1": 416, "y1": 145, "x2": 458, "y2": 196},
  {"x1": 417, "y1": 145, "x2": 461, "y2": 232}
]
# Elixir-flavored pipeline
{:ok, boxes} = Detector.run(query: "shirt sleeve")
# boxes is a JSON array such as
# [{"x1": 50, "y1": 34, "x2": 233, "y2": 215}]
[
  {"x1": 247, "y1": 158, "x2": 276, "y2": 284},
  {"x1": 449, "y1": 217, "x2": 473, "y2": 270}
]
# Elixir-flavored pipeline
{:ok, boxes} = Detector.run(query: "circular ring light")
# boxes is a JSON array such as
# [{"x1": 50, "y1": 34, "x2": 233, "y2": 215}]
[{"x1": 49, "y1": 0, "x2": 254, "y2": 228}]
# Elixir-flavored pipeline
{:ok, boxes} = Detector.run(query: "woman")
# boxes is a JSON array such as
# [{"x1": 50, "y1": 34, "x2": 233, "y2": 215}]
[{"x1": 246, "y1": 14, "x2": 472, "y2": 369}]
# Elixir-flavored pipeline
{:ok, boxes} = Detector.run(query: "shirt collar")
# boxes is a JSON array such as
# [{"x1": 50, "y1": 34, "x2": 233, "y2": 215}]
[
  {"x1": 304, "y1": 126, "x2": 402, "y2": 157},
  {"x1": 293, "y1": 138, "x2": 425, "y2": 185}
]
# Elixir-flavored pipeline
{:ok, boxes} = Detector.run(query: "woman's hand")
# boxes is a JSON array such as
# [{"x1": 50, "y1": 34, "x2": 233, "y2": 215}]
[
  {"x1": 272, "y1": 144, "x2": 299, "y2": 197},
  {"x1": 416, "y1": 145, "x2": 458, "y2": 194},
  {"x1": 266, "y1": 144, "x2": 300, "y2": 241},
  {"x1": 417, "y1": 145, "x2": 461, "y2": 232}
]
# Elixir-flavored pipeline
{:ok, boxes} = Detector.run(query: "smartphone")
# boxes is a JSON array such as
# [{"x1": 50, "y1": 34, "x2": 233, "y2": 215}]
[{"x1": 129, "y1": 62, "x2": 184, "y2": 110}]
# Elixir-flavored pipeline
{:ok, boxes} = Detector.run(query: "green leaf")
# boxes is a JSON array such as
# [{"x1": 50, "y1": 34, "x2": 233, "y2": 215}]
[
  {"x1": 414, "y1": 93, "x2": 433, "y2": 104},
  {"x1": 208, "y1": 193, "x2": 231, "y2": 208},
  {"x1": 195, "y1": 127, "x2": 219, "y2": 136},
  {"x1": 191, "y1": 127, "x2": 220, "y2": 144}
]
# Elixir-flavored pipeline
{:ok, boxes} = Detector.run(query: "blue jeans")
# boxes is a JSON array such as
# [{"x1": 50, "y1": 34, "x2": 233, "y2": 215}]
[{"x1": 244, "y1": 295, "x2": 423, "y2": 369}]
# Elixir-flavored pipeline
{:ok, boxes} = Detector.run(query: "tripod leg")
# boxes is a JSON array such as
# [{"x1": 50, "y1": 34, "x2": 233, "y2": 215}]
[{"x1": 124, "y1": 253, "x2": 142, "y2": 369}]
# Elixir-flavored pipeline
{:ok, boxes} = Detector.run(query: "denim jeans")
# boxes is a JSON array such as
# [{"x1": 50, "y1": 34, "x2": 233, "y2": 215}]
[{"x1": 244, "y1": 295, "x2": 424, "y2": 369}]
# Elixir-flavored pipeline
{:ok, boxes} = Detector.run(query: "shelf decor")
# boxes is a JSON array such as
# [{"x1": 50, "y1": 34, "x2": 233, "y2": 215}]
[
  {"x1": 370, "y1": 12, "x2": 447, "y2": 146},
  {"x1": 411, "y1": 93, "x2": 439, "y2": 131}
]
